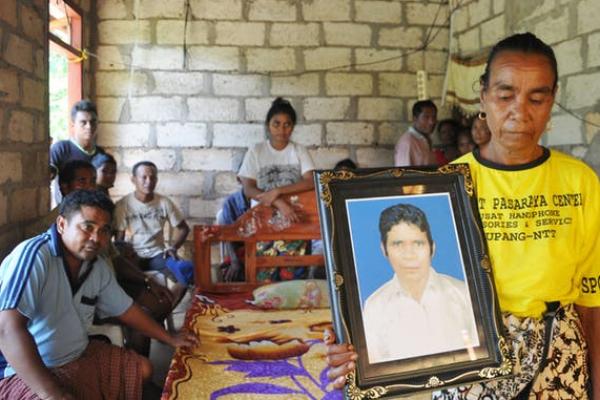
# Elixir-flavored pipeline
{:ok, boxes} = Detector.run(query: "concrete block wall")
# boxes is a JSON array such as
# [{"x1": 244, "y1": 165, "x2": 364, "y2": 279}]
[
  {"x1": 0, "y1": 0, "x2": 48, "y2": 259},
  {"x1": 93, "y1": 0, "x2": 452, "y2": 227},
  {"x1": 452, "y1": 0, "x2": 600, "y2": 175},
  {"x1": 0, "y1": 0, "x2": 97, "y2": 259}
]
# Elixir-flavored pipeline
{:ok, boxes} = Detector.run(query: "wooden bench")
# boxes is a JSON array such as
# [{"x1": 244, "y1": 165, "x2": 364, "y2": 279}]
[{"x1": 193, "y1": 190, "x2": 324, "y2": 293}]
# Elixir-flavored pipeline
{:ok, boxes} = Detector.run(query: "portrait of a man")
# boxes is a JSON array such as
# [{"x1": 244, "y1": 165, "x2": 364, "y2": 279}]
[{"x1": 347, "y1": 198, "x2": 479, "y2": 364}]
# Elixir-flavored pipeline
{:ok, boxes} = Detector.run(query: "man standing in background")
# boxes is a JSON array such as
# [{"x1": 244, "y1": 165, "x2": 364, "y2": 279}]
[
  {"x1": 50, "y1": 100, "x2": 105, "y2": 206},
  {"x1": 394, "y1": 100, "x2": 438, "y2": 167}
]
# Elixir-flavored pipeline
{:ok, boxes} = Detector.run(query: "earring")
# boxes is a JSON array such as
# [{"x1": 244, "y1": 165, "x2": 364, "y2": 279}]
[{"x1": 478, "y1": 111, "x2": 486, "y2": 120}]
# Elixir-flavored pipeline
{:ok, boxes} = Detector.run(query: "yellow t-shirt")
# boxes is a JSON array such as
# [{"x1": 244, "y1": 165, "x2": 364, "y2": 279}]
[{"x1": 455, "y1": 148, "x2": 600, "y2": 317}]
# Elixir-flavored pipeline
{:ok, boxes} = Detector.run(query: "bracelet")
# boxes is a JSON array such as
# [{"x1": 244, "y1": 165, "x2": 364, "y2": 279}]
[{"x1": 144, "y1": 276, "x2": 152, "y2": 290}]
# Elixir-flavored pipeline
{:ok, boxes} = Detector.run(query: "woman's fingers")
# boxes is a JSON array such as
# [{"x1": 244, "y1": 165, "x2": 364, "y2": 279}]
[
  {"x1": 327, "y1": 361, "x2": 356, "y2": 389},
  {"x1": 323, "y1": 328, "x2": 335, "y2": 344},
  {"x1": 326, "y1": 347, "x2": 357, "y2": 367},
  {"x1": 322, "y1": 329, "x2": 356, "y2": 388},
  {"x1": 334, "y1": 375, "x2": 347, "y2": 390},
  {"x1": 289, "y1": 211, "x2": 299, "y2": 223}
]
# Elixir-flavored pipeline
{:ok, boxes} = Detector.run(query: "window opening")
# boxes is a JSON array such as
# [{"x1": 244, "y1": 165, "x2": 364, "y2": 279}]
[{"x1": 49, "y1": 0, "x2": 83, "y2": 142}]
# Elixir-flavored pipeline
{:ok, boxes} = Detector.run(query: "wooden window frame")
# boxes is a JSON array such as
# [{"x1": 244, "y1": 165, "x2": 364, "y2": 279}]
[{"x1": 49, "y1": 0, "x2": 83, "y2": 108}]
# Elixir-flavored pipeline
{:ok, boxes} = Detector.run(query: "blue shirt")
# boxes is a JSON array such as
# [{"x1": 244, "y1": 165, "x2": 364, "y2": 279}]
[{"x1": 0, "y1": 225, "x2": 133, "y2": 378}]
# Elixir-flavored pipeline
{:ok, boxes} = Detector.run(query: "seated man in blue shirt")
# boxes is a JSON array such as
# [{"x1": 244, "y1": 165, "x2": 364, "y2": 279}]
[{"x1": 0, "y1": 190, "x2": 197, "y2": 399}]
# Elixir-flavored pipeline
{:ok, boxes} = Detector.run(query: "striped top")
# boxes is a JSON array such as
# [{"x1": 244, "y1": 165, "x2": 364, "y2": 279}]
[{"x1": 0, "y1": 225, "x2": 132, "y2": 379}]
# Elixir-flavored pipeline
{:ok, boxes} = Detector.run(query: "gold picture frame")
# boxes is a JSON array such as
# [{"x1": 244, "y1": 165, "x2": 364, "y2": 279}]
[{"x1": 314, "y1": 164, "x2": 512, "y2": 399}]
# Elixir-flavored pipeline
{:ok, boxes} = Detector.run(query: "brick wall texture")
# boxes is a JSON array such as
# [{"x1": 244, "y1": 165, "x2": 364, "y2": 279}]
[
  {"x1": 93, "y1": 0, "x2": 452, "y2": 228},
  {"x1": 0, "y1": 0, "x2": 48, "y2": 259},
  {"x1": 1, "y1": 0, "x2": 598, "y2": 258}
]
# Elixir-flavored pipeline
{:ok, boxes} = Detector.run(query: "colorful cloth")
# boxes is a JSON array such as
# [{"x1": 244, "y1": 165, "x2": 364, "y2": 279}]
[
  {"x1": 162, "y1": 292, "x2": 341, "y2": 400},
  {"x1": 256, "y1": 240, "x2": 309, "y2": 282},
  {"x1": 0, "y1": 340, "x2": 144, "y2": 400},
  {"x1": 433, "y1": 304, "x2": 588, "y2": 399},
  {"x1": 249, "y1": 280, "x2": 330, "y2": 309}
]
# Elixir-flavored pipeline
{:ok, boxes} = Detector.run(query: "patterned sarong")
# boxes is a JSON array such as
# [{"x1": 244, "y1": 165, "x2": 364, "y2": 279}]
[
  {"x1": 256, "y1": 239, "x2": 309, "y2": 281},
  {"x1": 433, "y1": 304, "x2": 589, "y2": 399},
  {"x1": 0, "y1": 340, "x2": 145, "y2": 400}
]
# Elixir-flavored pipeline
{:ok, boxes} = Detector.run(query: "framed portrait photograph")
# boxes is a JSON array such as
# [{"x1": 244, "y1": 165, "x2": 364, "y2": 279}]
[{"x1": 314, "y1": 164, "x2": 512, "y2": 399}]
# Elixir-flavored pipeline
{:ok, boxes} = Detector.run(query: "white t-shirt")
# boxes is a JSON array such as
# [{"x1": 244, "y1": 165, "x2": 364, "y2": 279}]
[
  {"x1": 113, "y1": 193, "x2": 184, "y2": 258},
  {"x1": 238, "y1": 141, "x2": 315, "y2": 191},
  {"x1": 362, "y1": 268, "x2": 478, "y2": 363}
]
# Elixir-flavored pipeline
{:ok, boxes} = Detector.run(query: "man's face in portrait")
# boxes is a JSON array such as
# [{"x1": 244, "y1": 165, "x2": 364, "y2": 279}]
[{"x1": 381, "y1": 222, "x2": 434, "y2": 281}]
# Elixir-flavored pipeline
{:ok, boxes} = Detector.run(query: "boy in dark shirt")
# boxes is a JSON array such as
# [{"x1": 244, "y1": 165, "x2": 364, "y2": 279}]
[{"x1": 50, "y1": 99, "x2": 105, "y2": 205}]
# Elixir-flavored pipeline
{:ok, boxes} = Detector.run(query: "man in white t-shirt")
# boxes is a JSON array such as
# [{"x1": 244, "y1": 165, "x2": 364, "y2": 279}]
[
  {"x1": 113, "y1": 161, "x2": 193, "y2": 287},
  {"x1": 363, "y1": 203, "x2": 478, "y2": 363}
]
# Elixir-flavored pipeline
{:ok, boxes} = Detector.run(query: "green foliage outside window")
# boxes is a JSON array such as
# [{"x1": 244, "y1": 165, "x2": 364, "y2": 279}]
[{"x1": 49, "y1": 50, "x2": 68, "y2": 142}]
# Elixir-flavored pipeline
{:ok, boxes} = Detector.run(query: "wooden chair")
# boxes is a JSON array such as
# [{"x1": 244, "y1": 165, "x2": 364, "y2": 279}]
[{"x1": 194, "y1": 190, "x2": 324, "y2": 293}]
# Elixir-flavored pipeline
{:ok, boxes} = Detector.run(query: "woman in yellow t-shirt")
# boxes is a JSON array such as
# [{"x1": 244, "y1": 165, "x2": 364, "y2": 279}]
[{"x1": 325, "y1": 32, "x2": 600, "y2": 400}]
